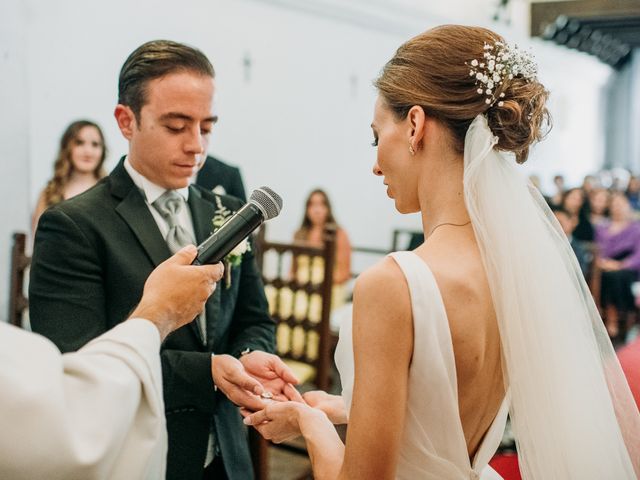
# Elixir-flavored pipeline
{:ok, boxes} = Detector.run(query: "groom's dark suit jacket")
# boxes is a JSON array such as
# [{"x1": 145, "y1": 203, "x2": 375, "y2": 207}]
[{"x1": 29, "y1": 159, "x2": 275, "y2": 480}]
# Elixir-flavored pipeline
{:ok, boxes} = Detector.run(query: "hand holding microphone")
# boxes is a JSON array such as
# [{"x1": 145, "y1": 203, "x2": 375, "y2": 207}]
[{"x1": 130, "y1": 245, "x2": 224, "y2": 340}]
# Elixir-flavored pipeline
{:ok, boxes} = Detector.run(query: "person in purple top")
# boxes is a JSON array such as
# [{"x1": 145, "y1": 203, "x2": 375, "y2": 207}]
[{"x1": 595, "y1": 192, "x2": 640, "y2": 339}]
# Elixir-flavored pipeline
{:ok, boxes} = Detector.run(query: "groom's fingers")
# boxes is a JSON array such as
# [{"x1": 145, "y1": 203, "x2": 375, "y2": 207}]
[
  {"x1": 270, "y1": 357, "x2": 299, "y2": 384},
  {"x1": 226, "y1": 367, "x2": 265, "y2": 396},
  {"x1": 223, "y1": 383, "x2": 266, "y2": 412}
]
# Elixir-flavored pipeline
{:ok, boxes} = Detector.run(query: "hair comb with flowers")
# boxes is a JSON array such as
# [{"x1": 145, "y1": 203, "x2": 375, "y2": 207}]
[{"x1": 467, "y1": 41, "x2": 537, "y2": 107}]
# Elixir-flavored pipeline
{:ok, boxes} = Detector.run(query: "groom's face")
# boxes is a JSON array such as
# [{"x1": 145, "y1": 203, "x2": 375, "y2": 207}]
[{"x1": 116, "y1": 70, "x2": 217, "y2": 190}]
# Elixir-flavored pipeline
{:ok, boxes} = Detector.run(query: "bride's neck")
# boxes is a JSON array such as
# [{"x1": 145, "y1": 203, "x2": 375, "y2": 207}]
[{"x1": 418, "y1": 150, "x2": 470, "y2": 237}]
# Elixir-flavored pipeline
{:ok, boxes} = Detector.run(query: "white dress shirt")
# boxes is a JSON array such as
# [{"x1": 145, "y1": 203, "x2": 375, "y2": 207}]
[
  {"x1": 123, "y1": 157, "x2": 197, "y2": 244},
  {"x1": 0, "y1": 319, "x2": 166, "y2": 480}
]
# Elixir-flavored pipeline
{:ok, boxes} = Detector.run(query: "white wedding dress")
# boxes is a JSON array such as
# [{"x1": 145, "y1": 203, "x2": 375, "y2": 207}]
[
  {"x1": 332, "y1": 115, "x2": 640, "y2": 479},
  {"x1": 335, "y1": 251, "x2": 507, "y2": 480}
]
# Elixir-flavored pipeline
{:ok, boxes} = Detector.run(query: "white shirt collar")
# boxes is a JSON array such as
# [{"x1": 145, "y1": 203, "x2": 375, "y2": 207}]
[{"x1": 124, "y1": 156, "x2": 189, "y2": 204}]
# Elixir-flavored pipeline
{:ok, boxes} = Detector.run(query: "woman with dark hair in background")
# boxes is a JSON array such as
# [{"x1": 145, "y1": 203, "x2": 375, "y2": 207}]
[
  {"x1": 32, "y1": 120, "x2": 107, "y2": 234},
  {"x1": 549, "y1": 174, "x2": 565, "y2": 207},
  {"x1": 561, "y1": 187, "x2": 594, "y2": 241},
  {"x1": 589, "y1": 187, "x2": 610, "y2": 227},
  {"x1": 265, "y1": 189, "x2": 352, "y2": 370},
  {"x1": 293, "y1": 189, "x2": 352, "y2": 292},
  {"x1": 245, "y1": 25, "x2": 640, "y2": 479},
  {"x1": 626, "y1": 175, "x2": 640, "y2": 211}
]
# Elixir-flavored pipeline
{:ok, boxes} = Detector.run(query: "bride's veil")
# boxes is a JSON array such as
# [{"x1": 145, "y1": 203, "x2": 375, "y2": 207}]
[{"x1": 464, "y1": 115, "x2": 640, "y2": 479}]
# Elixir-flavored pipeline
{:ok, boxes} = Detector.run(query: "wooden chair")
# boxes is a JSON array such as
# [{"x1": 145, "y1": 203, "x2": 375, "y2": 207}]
[
  {"x1": 8, "y1": 232, "x2": 31, "y2": 328},
  {"x1": 250, "y1": 224, "x2": 337, "y2": 480}
]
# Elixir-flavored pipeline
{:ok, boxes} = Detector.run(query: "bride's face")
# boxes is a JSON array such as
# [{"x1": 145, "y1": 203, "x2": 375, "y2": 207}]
[{"x1": 370, "y1": 96, "x2": 421, "y2": 214}]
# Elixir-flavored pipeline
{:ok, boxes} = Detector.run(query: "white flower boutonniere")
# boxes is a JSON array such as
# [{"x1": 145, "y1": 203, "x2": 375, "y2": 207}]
[{"x1": 212, "y1": 196, "x2": 251, "y2": 288}]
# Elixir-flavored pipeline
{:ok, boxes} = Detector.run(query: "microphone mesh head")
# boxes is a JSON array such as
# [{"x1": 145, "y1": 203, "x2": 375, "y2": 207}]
[{"x1": 250, "y1": 187, "x2": 283, "y2": 220}]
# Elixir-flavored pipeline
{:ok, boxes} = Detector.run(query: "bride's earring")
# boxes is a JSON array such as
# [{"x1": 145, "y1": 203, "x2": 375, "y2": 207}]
[{"x1": 409, "y1": 143, "x2": 416, "y2": 156}]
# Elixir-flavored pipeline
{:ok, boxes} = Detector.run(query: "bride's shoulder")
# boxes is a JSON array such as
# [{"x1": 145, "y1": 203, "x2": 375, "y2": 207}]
[
  {"x1": 351, "y1": 257, "x2": 413, "y2": 362},
  {"x1": 356, "y1": 256, "x2": 405, "y2": 290},
  {"x1": 352, "y1": 257, "x2": 410, "y2": 315}
]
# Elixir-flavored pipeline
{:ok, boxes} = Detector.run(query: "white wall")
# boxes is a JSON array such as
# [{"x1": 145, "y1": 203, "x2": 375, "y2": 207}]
[
  {"x1": 1, "y1": 0, "x2": 31, "y2": 320},
  {"x1": 1, "y1": 0, "x2": 618, "y2": 316},
  {"x1": 522, "y1": 39, "x2": 613, "y2": 193},
  {"x1": 604, "y1": 49, "x2": 640, "y2": 174}
]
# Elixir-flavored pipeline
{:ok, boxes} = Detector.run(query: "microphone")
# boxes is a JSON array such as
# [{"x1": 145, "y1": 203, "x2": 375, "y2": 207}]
[{"x1": 193, "y1": 186, "x2": 282, "y2": 265}]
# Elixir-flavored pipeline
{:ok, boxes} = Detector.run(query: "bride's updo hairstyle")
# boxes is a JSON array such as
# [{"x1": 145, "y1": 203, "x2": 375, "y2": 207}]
[{"x1": 374, "y1": 25, "x2": 551, "y2": 164}]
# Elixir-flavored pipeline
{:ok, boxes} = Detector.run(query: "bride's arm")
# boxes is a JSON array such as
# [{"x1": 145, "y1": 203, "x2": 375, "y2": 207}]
[
  {"x1": 244, "y1": 401, "x2": 345, "y2": 479},
  {"x1": 244, "y1": 258, "x2": 412, "y2": 479},
  {"x1": 337, "y1": 258, "x2": 412, "y2": 479}
]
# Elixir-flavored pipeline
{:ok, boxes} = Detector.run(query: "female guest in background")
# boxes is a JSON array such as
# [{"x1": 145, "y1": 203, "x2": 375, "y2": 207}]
[
  {"x1": 552, "y1": 206, "x2": 591, "y2": 278},
  {"x1": 549, "y1": 174, "x2": 565, "y2": 207},
  {"x1": 626, "y1": 175, "x2": 640, "y2": 211},
  {"x1": 293, "y1": 189, "x2": 352, "y2": 305},
  {"x1": 596, "y1": 192, "x2": 640, "y2": 339},
  {"x1": 245, "y1": 25, "x2": 640, "y2": 479},
  {"x1": 562, "y1": 187, "x2": 594, "y2": 241},
  {"x1": 582, "y1": 174, "x2": 597, "y2": 196},
  {"x1": 32, "y1": 120, "x2": 107, "y2": 234},
  {"x1": 589, "y1": 187, "x2": 610, "y2": 227},
  {"x1": 265, "y1": 189, "x2": 352, "y2": 364}
]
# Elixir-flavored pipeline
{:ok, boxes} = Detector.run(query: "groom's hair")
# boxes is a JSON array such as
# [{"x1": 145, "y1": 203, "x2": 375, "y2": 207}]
[{"x1": 118, "y1": 40, "x2": 215, "y2": 121}]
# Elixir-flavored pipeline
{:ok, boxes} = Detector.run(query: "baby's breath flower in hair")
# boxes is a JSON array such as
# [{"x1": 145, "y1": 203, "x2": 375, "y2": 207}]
[{"x1": 467, "y1": 41, "x2": 537, "y2": 107}]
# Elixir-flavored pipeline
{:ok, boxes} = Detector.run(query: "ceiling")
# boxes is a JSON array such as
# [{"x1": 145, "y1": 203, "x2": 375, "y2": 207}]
[{"x1": 531, "y1": 0, "x2": 640, "y2": 68}]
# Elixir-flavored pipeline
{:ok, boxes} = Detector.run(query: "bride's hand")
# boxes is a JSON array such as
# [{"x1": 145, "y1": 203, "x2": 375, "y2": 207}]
[
  {"x1": 302, "y1": 391, "x2": 348, "y2": 425},
  {"x1": 242, "y1": 401, "x2": 328, "y2": 444}
]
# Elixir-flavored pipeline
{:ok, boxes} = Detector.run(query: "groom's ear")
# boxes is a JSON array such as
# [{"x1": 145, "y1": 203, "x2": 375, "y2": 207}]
[
  {"x1": 114, "y1": 104, "x2": 137, "y2": 140},
  {"x1": 406, "y1": 105, "x2": 427, "y2": 151}
]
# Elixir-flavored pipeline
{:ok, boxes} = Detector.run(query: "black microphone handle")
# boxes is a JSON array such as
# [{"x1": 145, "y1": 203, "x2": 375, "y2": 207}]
[{"x1": 193, "y1": 203, "x2": 264, "y2": 265}]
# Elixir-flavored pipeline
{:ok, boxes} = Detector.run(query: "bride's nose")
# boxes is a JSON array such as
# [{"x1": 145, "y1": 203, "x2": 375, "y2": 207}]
[{"x1": 372, "y1": 161, "x2": 382, "y2": 176}]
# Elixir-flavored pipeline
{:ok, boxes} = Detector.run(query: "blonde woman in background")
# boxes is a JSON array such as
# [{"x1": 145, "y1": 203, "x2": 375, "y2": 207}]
[{"x1": 32, "y1": 120, "x2": 107, "y2": 234}]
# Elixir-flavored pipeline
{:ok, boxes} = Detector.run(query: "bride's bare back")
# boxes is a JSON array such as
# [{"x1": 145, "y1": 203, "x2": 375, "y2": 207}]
[{"x1": 416, "y1": 226, "x2": 504, "y2": 458}]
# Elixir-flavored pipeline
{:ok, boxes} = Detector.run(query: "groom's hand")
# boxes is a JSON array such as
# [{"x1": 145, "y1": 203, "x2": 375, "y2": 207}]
[
  {"x1": 240, "y1": 351, "x2": 303, "y2": 404},
  {"x1": 211, "y1": 354, "x2": 268, "y2": 411}
]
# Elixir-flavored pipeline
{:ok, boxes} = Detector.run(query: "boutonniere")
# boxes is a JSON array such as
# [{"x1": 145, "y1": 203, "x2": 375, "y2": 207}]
[{"x1": 212, "y1": 197, "x2": 251, "y2": 288}]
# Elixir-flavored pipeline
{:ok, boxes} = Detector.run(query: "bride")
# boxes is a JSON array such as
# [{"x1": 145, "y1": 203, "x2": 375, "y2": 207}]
[{"x1": 243, "y1": 25, "x2": 640, "y2": 479}]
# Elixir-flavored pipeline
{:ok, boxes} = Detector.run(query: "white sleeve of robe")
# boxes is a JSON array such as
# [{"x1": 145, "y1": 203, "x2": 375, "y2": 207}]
[{"x1": 0, "y1": 318, "x2": 167, "y2": 480}]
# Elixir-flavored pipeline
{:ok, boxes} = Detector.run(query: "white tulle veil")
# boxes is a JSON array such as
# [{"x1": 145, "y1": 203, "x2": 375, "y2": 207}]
[{"x1": 463, "y1": 115, "x2": 640, "y2": 479}]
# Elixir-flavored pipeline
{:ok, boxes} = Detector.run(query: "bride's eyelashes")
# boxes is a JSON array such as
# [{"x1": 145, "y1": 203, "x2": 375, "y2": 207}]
[{"x1": 371, "y1": 137, "x2": 379, "y2": 147}]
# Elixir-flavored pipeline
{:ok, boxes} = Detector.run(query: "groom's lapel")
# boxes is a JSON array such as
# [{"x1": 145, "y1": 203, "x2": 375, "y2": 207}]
[{"x1": 110, "y1": 160, "x2": 171, "y2": 267}]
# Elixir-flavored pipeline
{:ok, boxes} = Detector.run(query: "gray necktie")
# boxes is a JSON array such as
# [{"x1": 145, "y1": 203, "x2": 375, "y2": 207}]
[
  {"x1": 152, "y1": 191, "x2": 207, "y2": 343},
  {"x1": 152, "y1": 190, "x2": 195, "y2": 253}
]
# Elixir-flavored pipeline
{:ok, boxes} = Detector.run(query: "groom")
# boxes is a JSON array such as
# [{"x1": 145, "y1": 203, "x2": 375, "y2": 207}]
[{"x1": 30, "y1": 40, "x2": 279, "y2": 480}]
